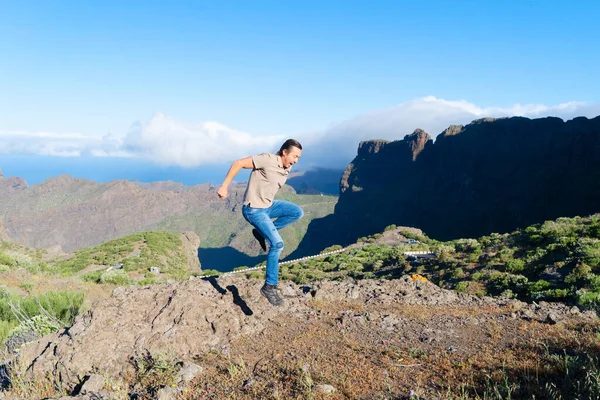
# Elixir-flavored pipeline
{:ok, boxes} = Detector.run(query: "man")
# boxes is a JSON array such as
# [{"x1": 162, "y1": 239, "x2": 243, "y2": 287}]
[{"x1": 217, "y1": 139, "x2": 304, "y2": 306}]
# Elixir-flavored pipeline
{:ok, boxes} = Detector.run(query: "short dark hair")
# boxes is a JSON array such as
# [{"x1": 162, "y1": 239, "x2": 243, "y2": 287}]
[{"x1": 276, "y1": 139, "x2": 302, "y2": 156}]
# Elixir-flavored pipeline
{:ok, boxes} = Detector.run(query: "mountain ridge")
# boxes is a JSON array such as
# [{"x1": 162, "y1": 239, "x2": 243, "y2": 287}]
[
  {"x1": 0, "y1": 172, "x2": 336, "y2": 257},
  {"x1": 294, "y1": 115, "x2": 600, "y2": 256}
]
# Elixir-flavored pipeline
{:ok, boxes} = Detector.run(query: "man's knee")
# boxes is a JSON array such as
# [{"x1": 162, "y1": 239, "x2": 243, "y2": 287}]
[
  {"x1": 294, "y1": 206, "x2": 304, "y2": 220},
  {"x1": 269, "y1": 240, "x2": 284, "y2": 254}
]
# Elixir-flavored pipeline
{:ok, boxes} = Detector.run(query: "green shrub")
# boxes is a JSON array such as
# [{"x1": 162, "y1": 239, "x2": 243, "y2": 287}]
[
  {"x1": 0, "y1": 289, "x2": 84, "y2": 347},
  {"x1": 528, "y1": 234, "x2": 543, "y2": 245},
  {"x1": 200, "y1": 269, "x2": 221, "y2": 277},
  {"x1": 505, "y1": 258, "x2": 526, "y2": 273},
  {"x1": 465, "y1": 251, "x2": 481, "y2": 263},
  {"x1": 0, "y1": 290, "x2": 83, "y2": 325},
  {"x1": 471, "y1": 272, "x2": 485, "y2": 281},
  {"x1": 584, "y1": 274, "x2": 600, "y2": 292},
  {"x1": 321, "y1": 245, "x2": 343, "y2": 253},
  {"x1": 532, "y1": 288, "x2": 569, "y2": 301},
  {"x1": 497, "y1": 248, "x2": 515, "y2": 263},
  {"x1": 31, "y1": 291, "x2": 85, "y2": 324},
  {"x1": 82, "y1": 270, "x2": 103, "y2": 283},
  {"x1": 581, "y1": 241, "x2": 600, "y2": 269},
  {"x1": 587, "y1": 220, "x2": 600, "y2": 238},
  {"x1": 399, "y1": 230, "x2": 429, "y2": 243},
  {"x1": 524, "y1": 248, "x2": 548, "y2": 263},
  {"x1": 0, "y1": 319, "x2": 18, "y2": 345},
  {"x1": 372, "y1": 260, "x2": 384, "y2": 271},
  {"x1": 487, "y1": 273, "x2": 528, "y2": 295},
  {"x1": 454, "y1": 282, "x2": 469, "y2": 293},
  {"x1": 11, "y1": 314, "x2": 59, "y2": 337},
  {"x1": 528, "y1": 280, "x2": 551, "y2": 294},
  {"x1": 294, "y1": 273, "x2": 308, "y2": 284},
  {"x1": 577, "y1": 290, "x2": 600, "y2": 307},
  {"x1": 435, "y1": 245, "x2": 455, "y2": 261},
  {"x1": 541, "y1": 219, "x2": 577, "y2": 239},
  {"x1": 99, "y1": 270, "x2": 134, "y2": 285},
  {"x1": 566, "y1": 264, "x2": 593, "y2": 284},
  {"x1": 480, "y1": 232, "x2": 507, "y2": 250},
  {"x1": 138, "y1": 277, "x2": 161, "y2": 286},
  {"x1": 0, "y1": 252, "x2": 15, "y2": 267},
  {"x1": 524, "y1": 226, "x2": 539, "y2": 234},
  {"x1": 248, "y1": 271, "x2": 264, "y2": 280},
  {"x1": 451, "y1": 268, "x2": 465, "y2": 279},
  {"x1": 454, "y1": 239, "x2": 481, "y2": 252}
]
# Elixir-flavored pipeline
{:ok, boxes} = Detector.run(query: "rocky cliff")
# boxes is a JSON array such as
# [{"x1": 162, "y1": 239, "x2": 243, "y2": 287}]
[{"x1": 294, "y1": 115, "x2": 600, "y2": 253}]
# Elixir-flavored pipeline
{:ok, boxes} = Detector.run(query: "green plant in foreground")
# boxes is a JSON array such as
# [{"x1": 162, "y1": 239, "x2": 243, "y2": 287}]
[
  {"x1": 130, "y1": 351, "x2": 181, "y2": 398},
  {"x1": 0, "y1": 289, "x2": 85, "y2": 346}
]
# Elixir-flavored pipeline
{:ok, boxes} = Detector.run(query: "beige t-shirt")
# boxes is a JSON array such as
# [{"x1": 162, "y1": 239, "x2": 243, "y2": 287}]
[{"x1": 243, "y1": 153, "x2": 290, "y2": 208}]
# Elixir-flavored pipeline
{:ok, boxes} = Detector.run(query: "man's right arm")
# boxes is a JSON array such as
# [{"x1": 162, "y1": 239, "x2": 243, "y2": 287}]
[{"x1": 217, "y1": 156, "x2": 254, "y2": 199}]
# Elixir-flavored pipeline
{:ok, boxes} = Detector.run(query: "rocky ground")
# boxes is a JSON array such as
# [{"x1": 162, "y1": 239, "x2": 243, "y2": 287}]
[{"x1": 1, "y1": 274, "x2": 599, "y2": 399}]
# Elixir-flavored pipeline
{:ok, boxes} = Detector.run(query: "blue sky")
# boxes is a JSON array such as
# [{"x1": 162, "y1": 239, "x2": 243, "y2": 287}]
[{"x1": 1, "y1": 0, "x2": 599, "y2": 184}]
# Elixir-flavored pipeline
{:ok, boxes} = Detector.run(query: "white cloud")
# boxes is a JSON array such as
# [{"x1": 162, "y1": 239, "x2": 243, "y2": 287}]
[
  {"x1": 305, "y1": 96, "x2": 600, "y2": 167},
  {"x1": 121, "y1": 113, "x2": 284, "y2": 167},
  {"x1": 1, "y1": 97, "x2": 598, "y2": 168},
  {"x1": 0, "y1": 130, "x2": 123, "y2": 157},
  {"x1": 0, "y1": 114, "x2": 285, "y2": 165}
]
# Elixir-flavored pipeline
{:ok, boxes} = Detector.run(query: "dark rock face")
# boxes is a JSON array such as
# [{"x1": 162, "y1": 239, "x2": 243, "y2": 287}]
[
  {"x1": 286, "y1": 168, "x2": 344, "y2": 195},
  {"x1": 296, "y1": 115, "x2": 600, "y2": 252}
]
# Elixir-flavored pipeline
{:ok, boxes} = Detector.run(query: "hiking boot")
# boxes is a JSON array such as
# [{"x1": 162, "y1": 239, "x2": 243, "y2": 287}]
[
  {"x1": 252, "y1": 229, "x2": 267, "y2": 252},
  {"x1": 260, "y1": 283, "x2": 284, "y2": 306}
]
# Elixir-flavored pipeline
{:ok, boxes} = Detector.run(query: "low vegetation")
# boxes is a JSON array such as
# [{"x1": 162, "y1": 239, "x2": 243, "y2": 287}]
[
  {"x1": 237, "y1": 214, "x2": 600, "y2": 311},
  {"x1": 0, "y1": 241, "x2": 48, "y2": 274},
  {"x1": 3, "y1": 214, "x2": 600, "y2": 398},
  {"x1": 51, "y1": 231, "x2": 189, "y2": 280},
  {"x1": 0, "y1": 288, "x2": 84, "y2": 350},
  {"x1": 421, "y1": 214, "x2": 600, "y2": 307}
]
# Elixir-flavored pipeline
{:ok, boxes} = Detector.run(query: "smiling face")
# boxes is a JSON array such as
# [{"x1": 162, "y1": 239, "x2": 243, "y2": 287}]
[{"x1": 280, "y1": 146, "x2": 302, "y2": 168}]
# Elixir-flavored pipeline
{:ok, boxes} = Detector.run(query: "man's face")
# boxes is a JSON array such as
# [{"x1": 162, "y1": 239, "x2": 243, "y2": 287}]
[{"x1": 281, "y1": 146, "x2": 302, "y2": 168}]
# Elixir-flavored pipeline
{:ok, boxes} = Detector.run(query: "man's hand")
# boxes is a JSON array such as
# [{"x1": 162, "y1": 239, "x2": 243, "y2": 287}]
[
  {"x1": 217, "y1": 157, "x2": 252, "y2": 200},
  {"x1": 217, "y1": 186, "x2": 228, "y2": 199}
]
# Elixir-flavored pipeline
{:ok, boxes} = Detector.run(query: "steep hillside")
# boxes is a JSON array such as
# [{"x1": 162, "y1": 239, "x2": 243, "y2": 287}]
[
  {"x1": 296, "y1": 115, "x2": 600, "y2": 255},
  {"x1": 287, "y1": 168, "x2": 344, "y2": 195},
  {"x1": 0, "y1": 174, "x2": 336, "y2": 257}
]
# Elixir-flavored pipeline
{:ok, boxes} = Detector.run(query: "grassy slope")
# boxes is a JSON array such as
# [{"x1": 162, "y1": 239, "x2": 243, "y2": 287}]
[
  {"x1": 147, "y1": 189, "x2": 337, "y2": 256},
  {"x1": 254, "y1": 214, "x2": 600, "y2": 309},
  {"x1": 51, "y1": 231, "x2": 190, "y2": 283}
]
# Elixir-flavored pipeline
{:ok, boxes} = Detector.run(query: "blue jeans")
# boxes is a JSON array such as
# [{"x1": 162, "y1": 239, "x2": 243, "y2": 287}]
[{"x1": 242, "y1": 200, "x2": 304, "y2": 285}]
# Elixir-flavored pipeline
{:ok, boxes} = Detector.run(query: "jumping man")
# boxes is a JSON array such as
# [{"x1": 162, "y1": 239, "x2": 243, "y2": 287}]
[{"x1": 217, "y1": 139, "x2": 304, "y2": 306}]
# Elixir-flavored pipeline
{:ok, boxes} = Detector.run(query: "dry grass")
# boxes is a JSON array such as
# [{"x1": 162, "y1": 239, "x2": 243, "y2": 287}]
[{"x1": 178, "y1": 303, "x2": 600, "y2": 399}]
